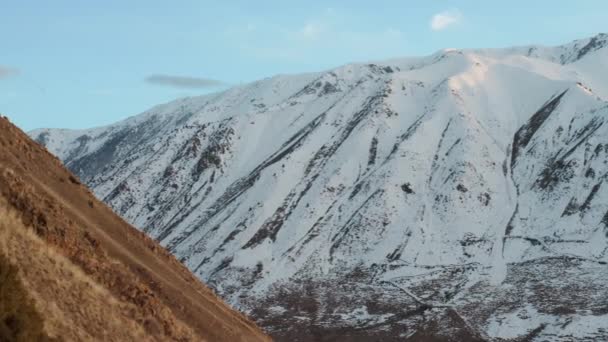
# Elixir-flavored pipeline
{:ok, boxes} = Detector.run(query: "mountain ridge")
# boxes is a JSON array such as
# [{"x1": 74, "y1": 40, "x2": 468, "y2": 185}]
[{"x1": 28, "y1": 32, "x2": 607, "y2": 135}]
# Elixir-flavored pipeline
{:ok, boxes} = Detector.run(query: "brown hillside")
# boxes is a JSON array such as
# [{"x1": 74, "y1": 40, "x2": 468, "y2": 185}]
[{"x1": 0, "y1": 116, "x2": 271, "y2": 342}]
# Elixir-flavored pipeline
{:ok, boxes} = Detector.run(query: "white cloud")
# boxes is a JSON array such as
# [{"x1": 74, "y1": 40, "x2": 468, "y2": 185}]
[
  {"x1": 430, "y1": 10, "x2": 462, "y2": 31},
  {"x1": 299, "y1": 22, "x2": 325, "y2": 40}
]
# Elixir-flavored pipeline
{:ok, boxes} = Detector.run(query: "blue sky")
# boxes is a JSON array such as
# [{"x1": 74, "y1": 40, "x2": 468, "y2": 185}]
[{"x1": 1, "y1": 1, "x2": 606, "y2": 131}]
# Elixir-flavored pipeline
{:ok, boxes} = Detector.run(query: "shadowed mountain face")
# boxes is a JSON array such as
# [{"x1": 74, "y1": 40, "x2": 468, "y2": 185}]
[
  {"x1": 32, "y1": 34, "x2": 608, "y2": 341},
  {"x1": 0, "y1": 117, "x2": 270, "y2": 342}
]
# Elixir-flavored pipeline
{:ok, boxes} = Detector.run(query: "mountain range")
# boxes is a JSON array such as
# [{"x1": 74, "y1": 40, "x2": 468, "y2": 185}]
[{"x1": 31, "y1": 33, "x2": 608, "y2": 341}]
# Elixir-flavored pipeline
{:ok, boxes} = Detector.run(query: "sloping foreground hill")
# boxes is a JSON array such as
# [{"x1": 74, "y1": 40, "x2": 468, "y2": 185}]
[{"x1": 0, "y1": 116, "x2": 270, "y2": 341}]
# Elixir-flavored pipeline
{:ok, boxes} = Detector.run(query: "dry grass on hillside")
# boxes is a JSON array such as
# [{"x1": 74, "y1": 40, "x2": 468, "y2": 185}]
[
  {"x1": 0, "y1": 247, "x2": 49, "y2": 342},
  {"x1": 0, "y1": 199, "x2": 167, "y2": 341}
]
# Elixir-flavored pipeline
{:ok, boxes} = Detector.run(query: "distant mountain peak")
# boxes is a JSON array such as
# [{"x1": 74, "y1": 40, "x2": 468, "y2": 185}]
[{"x1": 572, "y1": 32, "x2": 608, "y2": 61}]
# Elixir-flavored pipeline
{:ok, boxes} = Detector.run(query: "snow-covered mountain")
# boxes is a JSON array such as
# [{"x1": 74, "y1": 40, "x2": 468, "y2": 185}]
[{"x1": 31, "y1": 34, "x2": 608, "y2": 341}]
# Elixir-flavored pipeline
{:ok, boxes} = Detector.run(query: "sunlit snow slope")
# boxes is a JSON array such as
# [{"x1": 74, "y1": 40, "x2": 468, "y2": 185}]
[{"x1": 32, "y1": 34, "x2": 608, "y2": 341}]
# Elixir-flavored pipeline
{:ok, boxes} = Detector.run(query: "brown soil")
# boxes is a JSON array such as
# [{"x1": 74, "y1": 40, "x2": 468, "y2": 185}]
[{"x1": 0, "y1": 116, "x2": 271, "y2": 341}]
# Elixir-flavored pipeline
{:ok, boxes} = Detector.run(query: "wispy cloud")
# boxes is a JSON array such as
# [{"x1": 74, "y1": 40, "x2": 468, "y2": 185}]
[
  {"x1": 287, "y1": 9, "x2": 333, "y2": 42},
  {"x1": 298, "y1": 21, "x2": 325, "y2": 41},
  {"x1": 430, "y1": 10, "x2": 462, "y2": 31},
  {"x1": 228, "y1": 9, "x2": 407, "y2": 64},
  {"x1": 0, "y1": 66, "x2": 19, "y2": 79},
  {"x1": 144, "y1": 74, "x2": 225, "y2": 89}
]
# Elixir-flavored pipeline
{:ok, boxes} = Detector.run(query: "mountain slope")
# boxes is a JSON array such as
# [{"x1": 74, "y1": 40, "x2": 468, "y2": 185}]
[
  {"x1": 0, "y1": 117, "x2": 269, "y2": 341},
  {"x1": 31, "y1": 34, "x2": 608, "y2": 340}
]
